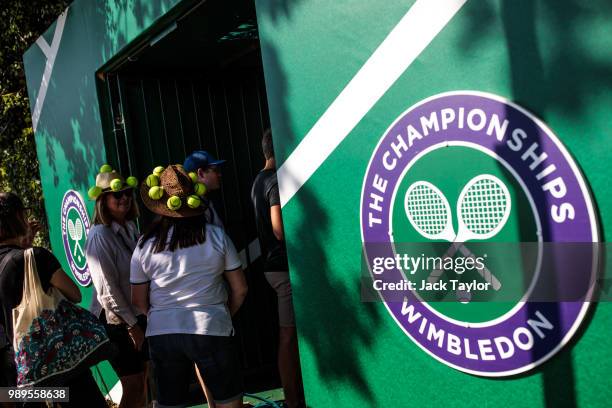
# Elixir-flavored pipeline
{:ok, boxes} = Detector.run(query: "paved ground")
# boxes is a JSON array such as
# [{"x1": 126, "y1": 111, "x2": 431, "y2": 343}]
[{"x1": 190, "y1": 388, "x2": 285, "y2": 407}]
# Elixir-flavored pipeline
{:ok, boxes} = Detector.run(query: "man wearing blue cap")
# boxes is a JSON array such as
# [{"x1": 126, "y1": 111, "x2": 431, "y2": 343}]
[{"x1": 183, "y1": 150, "x2": 226, "y2": 228}]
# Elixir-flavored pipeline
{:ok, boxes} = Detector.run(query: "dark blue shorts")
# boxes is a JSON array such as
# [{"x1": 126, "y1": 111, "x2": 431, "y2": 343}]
[{"x1": 148, "y1": 334, "x2": 243, "y2": 407}]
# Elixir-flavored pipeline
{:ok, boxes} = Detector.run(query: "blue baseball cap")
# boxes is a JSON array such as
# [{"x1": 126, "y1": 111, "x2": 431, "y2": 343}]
[{"x1": 183, "y1": 150, "x2": 226, "y2": 172}]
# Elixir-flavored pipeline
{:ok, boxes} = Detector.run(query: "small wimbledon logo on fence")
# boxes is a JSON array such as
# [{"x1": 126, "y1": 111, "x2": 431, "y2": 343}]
[
  {"x1": 61, "y1": 190, "x2": 91, "y2": 286},
  {"x1": 360, "y1": 91, "x2": 598, "y2": 376}
]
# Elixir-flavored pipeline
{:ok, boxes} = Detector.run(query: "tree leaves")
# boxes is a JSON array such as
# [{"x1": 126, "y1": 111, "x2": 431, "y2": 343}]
[{"x1": 0, "y1": 0, "x2": 69, "y2": 247}]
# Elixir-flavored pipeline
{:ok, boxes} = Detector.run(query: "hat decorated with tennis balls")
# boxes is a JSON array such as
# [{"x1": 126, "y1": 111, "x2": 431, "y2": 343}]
[
  {"x1": 88, "y1": 164, "x2": 138, "y2": 200},
  {"x1": 139, "y1": 164, "x2": 207, "y2": 218}
]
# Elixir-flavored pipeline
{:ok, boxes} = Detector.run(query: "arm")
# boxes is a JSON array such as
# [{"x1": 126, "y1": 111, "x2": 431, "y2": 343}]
[
  {"x1": 221, "y1": 232, "x2": 248, "y2": 315},
  {"x1": 131, "y1": 282, "x2": 150, "y2": 315},
  {"x1": 49, "y1": 269, "x2": 82, "y2": 303},
  {"x1": 270, "y1": 204, "x2": 285, "y2": 241},
  {"x1": 20, "y1": 220, "x2": 41, "y2": 248},
  {"x1": 128, "y1": 249, "x2": 148, "y2": 351},
  {"x1": 127, "y1": 282, "x2": 148, "y2": 351},
  {"x1": 86, "y1": 230, "x2": 138, "y2": 327},
  {"x1": 224, "y1": 268, "x2": 248, "y2": 316},
  {"x1": 267, "y1": 181, "x2": 285, "y2": 241},
  {"x1": 130, "y1": 244, "x2": 150, "y2": 316}
]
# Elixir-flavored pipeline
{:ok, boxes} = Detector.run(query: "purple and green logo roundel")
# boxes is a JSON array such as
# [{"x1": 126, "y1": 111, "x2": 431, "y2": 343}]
[
  {"x1": 360, "y1": 91, "x2": 599, "y2": 376},
  {"x1": 60, "y1": 190, "x2": 91, "y2": 286}
]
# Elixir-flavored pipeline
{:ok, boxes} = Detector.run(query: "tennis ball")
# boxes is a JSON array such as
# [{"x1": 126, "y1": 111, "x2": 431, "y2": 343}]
[
  {"x1": 188, "y1": 172, "x2": 198, "y2": 183},
  {"x1": 88, "y1": 186, "x2": 102, "y2": 200},
  {"x1": 187, "y1": 195, "x2": 201, "y2": 209},
  {"x1": 126, "y1": 176, "x2": 138, "y2": 188},
  {"x1": 194, "y1": 183, "x2": 207, "y2": 197},
  {"x1": 148, "y1": 186, "x2": 164, "y2": 200},
  {"x1": 110, "y1": 179, "x2": 123, "y2": 191},
  {"x1": 146, "y1": 174, "x2": 159, "y2": 187},
  {"x1": 167, "y1": 195, "x2": 182, "y2": 211},
  {"x1": 99, "y1": 164, "x2": 112, "y2": 173},
  {"x1": 153, "y1": 166, "x2": 164, "y2": 176}
]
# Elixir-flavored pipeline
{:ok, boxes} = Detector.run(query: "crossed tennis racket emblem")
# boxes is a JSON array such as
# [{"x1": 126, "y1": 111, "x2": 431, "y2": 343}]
[
  {"x1": 67, "y1": 218, "x2": 85, "y2": 262},
  {"x1": 404, "y1": 174, "x2": 512, "y2": 300}
]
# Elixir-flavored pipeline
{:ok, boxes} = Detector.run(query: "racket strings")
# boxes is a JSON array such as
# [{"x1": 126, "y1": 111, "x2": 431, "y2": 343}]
[
  {"x1": 406, "y1": 184, "x2": 449, "y2": 235},
  {"x1": 460, "y1": 179, "x2": 508, "y2": 234},
  {"x1": 75, "y1": 219, "x2": 83, "y2": 241},
  {"x1": 67, "y1": 219, "x2": 77, "y2": 240}
]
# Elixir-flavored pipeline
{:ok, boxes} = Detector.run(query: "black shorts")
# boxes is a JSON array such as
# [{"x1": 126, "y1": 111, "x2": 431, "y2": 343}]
[
  {"x1": 102, "y1": 314, "x2": 148, "y2": 377},
  {"x1": 148, "y1": 334, "x2": 243, "y2": 406}
]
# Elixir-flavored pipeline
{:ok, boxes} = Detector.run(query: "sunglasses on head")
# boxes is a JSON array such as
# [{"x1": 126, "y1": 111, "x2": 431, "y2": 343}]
[{"x1": 110, "y1": 190, "x2": 132, "y2": 199}]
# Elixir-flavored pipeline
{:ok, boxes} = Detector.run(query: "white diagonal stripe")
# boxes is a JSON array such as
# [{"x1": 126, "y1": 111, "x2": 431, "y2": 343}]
[
  {"x1": 35, "y1": 37, "x2": 52, "y2": 59},
  {"x1": 32, "y1": 8, "x2": 68, "y2": 132},
  {"x1": 277, "y1": 0, "x2": 468, "y2": 207}
]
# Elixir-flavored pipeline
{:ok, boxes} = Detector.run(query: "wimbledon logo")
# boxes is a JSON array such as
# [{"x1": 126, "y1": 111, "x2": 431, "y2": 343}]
[
  {"x1": 60, "y1": 190, "x2": 91, "y2": 286},
  {"x1": 405, "y1": 174, "x2": 511, "y2": 300},
  {"x1": 360, "y1": 91, "x2": 598, "y2": 376}
]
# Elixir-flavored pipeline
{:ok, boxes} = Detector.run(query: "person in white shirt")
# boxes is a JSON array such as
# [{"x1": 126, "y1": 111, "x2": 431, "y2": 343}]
[
  {"x1": 131, "y1": 164, "x2": 248, "y2": 408},
  {"x1": 85, "y1": 167, "x2": 147, "y2": 408}
]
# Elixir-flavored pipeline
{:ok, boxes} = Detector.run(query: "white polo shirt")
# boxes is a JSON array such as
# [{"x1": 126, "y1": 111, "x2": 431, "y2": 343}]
[{"x1": 130, "y1": 224, "x2": 242, "y2": 337}]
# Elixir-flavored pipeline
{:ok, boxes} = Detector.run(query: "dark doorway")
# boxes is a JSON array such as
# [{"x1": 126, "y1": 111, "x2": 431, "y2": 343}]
[{"x1": 97, "y1": 0, "x2": 281, "y2": 401}]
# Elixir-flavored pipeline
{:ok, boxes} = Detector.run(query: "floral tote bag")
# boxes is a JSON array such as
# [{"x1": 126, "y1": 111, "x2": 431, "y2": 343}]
[{"x1": 12, "y1": 248, "x2": 111, "y2": 387}]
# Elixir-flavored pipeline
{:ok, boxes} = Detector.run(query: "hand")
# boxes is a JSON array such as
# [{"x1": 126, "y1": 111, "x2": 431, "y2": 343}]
[
  {"x1": 127, "y1": 324, "x2": 145, "y2": 351},
  {"x1": 20, "y1": 219, "x2": 41, "y2": 248},
  {"x1": 28, "y1": 219, "x2": 42, "y2": 237}
]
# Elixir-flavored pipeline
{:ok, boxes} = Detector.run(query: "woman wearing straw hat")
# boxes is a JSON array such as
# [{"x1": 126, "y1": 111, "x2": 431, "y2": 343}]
[
  {"x1": 85, "y1": 166, "x2": 148, "y2": 407},
  {"x1": 131, "y1": 165, "x2": 248, "y2": 408}
]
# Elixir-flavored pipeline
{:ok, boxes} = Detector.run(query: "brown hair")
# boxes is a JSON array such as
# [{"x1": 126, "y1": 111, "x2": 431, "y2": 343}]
[
  {"x1": 0, "y1": 192, "x2": 28, "y2": 241},
  {"x1": 92, "y1": 191, "x2": 140, "y2": 226},
  {"x1": 139, "y1": 214, "x2": 207, "y2": 253},
  {"x1": 262, "y1": 128, "x2": 275, "y2": 160}
]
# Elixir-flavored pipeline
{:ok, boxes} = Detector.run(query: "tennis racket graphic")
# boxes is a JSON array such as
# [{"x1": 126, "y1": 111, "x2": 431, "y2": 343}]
[
  {"x1": 67, "y1": 218, "x2": 85, "y2": 259},
  {"x1": 404, "y1": 175, "x2": 511, "y2": 295}
]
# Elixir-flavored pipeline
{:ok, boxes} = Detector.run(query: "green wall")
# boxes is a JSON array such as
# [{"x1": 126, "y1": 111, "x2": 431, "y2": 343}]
[
  {"x1": 256, "y1": 1, "x2": 611, "y2": 407},
  {"x1": 23, "y1": 0, "x2": 192, "y2": 393}
]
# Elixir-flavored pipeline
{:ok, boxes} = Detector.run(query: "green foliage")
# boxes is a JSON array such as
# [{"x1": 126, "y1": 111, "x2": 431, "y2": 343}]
[{"x1": 0, "y1": 0, "x2": 69, "y2": 247}]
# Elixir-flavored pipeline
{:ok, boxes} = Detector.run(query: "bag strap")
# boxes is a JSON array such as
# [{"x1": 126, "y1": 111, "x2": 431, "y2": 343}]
[
  {"x1": 21, "y1": 248, "x2": 44, "y2": 303},
  {"x1": 0, "y1": 249, "x2": 19, "y2": 346}
]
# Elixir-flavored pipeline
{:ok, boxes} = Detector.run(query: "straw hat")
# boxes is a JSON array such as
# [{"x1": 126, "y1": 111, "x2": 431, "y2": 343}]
[
  {"x1": 140, "y1": 165, "x2": 207, "y2": 218},
  {"x1": 88, "y1": 164, "x2": 138, "y2": 200}
]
